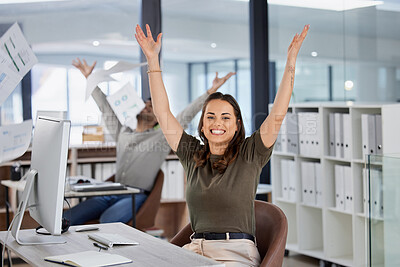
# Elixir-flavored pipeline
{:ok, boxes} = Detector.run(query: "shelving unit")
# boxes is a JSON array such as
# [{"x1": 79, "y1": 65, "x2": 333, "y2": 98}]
[{"x1": 270, "y1": 102, "x2": 400, "y2": 267}]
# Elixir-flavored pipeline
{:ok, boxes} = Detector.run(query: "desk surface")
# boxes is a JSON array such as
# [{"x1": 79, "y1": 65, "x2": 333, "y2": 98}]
[
  {"x1": 256, "y1": 184, "x2": 272, "y2": 195},
  {"x1": 1, "y1": 180, "x2": 141, "y2": 197},
  {"x1": 0, "y1": 222, "x2": 223, "y2": 267}
]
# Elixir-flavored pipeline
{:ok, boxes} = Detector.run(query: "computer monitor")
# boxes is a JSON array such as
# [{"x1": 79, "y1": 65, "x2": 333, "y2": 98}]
[{"x1": 11, "y1": 116, "x2": 71, "y2": 245}]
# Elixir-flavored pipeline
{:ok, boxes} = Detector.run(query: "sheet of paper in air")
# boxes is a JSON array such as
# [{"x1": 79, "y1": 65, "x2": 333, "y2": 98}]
[
  {"x1": 0, "y1": 120, "x2": 32, "y2": 164},
  {"x1": 0, "y1": 50, "x2": 22, "y2": 105},
  {"x1": 85, "y1": 61, "x2": 146, "y2": 101},
  {"x1": 106, "y1": 83, "x2": 145, "y2": 130},
  {"x1": 0, "y1": 22, "x2": 38, "y2": 105}
]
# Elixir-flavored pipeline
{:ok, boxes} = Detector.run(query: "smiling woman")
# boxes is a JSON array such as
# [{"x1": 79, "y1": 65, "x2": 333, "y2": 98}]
[{"x1": 135, "y1": 23, "x2": 308, "y2": 266}]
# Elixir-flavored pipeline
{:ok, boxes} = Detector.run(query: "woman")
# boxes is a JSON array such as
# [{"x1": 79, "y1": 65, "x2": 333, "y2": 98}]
[{"x1": 135, "y1": 24, "x2": 309, "y2": 266}]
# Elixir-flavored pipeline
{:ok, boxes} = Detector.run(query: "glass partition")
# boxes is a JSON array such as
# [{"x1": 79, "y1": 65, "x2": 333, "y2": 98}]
[
  {"x1": 269, "y1": 1, "x2": 400, "y2": 103},
  {"x1": 366, "y1": 154, "x2": 400, "y2": 267}
]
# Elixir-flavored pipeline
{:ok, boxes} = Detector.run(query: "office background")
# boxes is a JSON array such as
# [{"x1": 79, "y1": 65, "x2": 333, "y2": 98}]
[
  {"x1": 0, "y1": 0, "x2": 399, "y2": 143},
  {"x1": 0, "y1": 1, "x2": 399, "y2": 266}
]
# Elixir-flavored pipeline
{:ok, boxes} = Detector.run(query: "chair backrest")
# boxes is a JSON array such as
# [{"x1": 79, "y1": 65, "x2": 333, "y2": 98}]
[
  {"x1": 133, "y1": 169, "x2": 164, "y2": 231},
  {"x1": 254, "y1": 200, "x2": 288, "y2": 267},
  {"x1": 170, "y1": 200, "x2": 288, "y2": 267}
]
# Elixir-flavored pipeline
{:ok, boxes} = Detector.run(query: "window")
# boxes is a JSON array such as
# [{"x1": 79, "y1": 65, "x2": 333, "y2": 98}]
[{"x1": 31, "y1": 62, "x2": 141, "y2": 145}]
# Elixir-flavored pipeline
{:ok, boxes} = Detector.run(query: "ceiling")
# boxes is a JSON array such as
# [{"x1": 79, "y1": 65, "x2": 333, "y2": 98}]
[{"x1": 0, "y1": 0, "x2": 399, "y2": 63}]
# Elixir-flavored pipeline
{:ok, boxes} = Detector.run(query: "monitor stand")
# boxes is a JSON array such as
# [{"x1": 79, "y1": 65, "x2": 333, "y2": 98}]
[{"x1": 10, "y1": 169, "x2": 66, "y2": 245}]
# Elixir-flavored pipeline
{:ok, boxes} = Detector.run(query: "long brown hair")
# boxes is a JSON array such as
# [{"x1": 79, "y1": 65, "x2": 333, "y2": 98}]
[{"x1": 194, "y1": 92, "x2": 245, "y2": 173}]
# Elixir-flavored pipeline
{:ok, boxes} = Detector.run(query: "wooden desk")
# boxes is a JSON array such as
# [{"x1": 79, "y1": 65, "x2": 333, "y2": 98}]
[
  {"x1": 1, "y1": 180, "x2": 141, "y2": 228},
  {"x1": 0, "y1": 222, "x2": 223, "y2": 267}
]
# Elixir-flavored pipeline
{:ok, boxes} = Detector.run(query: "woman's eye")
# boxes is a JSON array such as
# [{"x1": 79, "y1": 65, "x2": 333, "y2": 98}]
[
  {"x1": 222, "y1": 117, "x2": 230, "y2": 120},
  {"x1": 207, "y1": 116, "x2": 215, "y2": 119}
]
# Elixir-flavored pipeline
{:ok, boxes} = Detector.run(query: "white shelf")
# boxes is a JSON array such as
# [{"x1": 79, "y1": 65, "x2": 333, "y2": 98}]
[
  {"x1": 356, "y1": 212, "x2": 367, "y2": 218},
  {"x1": 297, "y1": 155, "x2": 321, "y2": 160},
  {"x1": 286, "y1": 243, "x2": 299, "y2": 251},
  {"x1": 299, "y1": 203, "x2": 323, "y2": 209},
  {"x1": 327, "y1": 255, "x2": 353, "y2": 267},
  {"x1": 324, "y1": 155, "x2": 351, "y2": 163},
  {"x1": 275, "y1": 198, "x2": 297, "y2": 205},
  {"x1": 352, "y1": 158, "x2": 366, "y2": 164},
  {"x1": 327, "y1": 207, "x2": 353, "y2": 216},
  {"x1": 270, "y1": 102, "x2": 400, "y2": 266},
  {"x1": 297, "y1": 248, "x2": 325, "y2": 260},
  {"x1": 272, "y1": 151, "x2": 296, "y2": 157}
]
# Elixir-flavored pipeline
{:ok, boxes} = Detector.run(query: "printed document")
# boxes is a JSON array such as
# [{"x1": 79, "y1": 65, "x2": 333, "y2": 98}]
[
  {"x1": 0, "y1": 120, "x2": 32, "y2": 163},
  {"x1": 0, "y1": 50, "x2": 21, "y2": 105},
  {"x1": 85, "y1": 61, "x2": 146, "y2": 100},
  {"x1": 0, "y1": 23, "x2": 38, "y2": 105},
  {"x1": 106, "y1": 83, "x2": 145, "y2": 130}
]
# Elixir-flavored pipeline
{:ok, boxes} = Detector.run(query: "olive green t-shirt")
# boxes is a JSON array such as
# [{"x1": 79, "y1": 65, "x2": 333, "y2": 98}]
[{"x1": 176, "y1": 129, "x2": 274, "y2": 236}]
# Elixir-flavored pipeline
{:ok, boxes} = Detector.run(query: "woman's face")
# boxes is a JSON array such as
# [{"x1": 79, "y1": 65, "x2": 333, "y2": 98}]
[{"x1": 202, "y1": 99, "x2": 238, "y2": 147}]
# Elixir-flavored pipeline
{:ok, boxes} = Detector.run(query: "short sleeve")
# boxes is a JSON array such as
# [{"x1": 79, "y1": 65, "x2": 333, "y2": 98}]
[
  {"x1": 239, "y1": 129, "x2": 274, "y2": 167},
  {"x1": 175, "y1": 131, "x2": 202, "y2": 169}
]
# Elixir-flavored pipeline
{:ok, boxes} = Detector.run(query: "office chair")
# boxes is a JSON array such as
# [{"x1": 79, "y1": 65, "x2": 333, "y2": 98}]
[
  {"x1": 170, "y1": 200, "x2": 288, "y2": 267},
  {"x1": 129, "y1": 169, "x2": 164, "y2": 231}
]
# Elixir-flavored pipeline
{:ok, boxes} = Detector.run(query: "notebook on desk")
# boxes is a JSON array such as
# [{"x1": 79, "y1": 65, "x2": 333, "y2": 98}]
[
  {"x1": 44, "y1": 250, "x2": 132, "y2": 266},
  {"x1": 88, "y1": 233, "x2": 139, "y2": 248}
]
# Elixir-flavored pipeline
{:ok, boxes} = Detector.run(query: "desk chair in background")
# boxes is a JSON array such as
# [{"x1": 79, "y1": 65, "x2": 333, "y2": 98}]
[
  {"x1": 128, "y1": 169, "x2": 164, "y2": 231},
  {"x1": 91, "y1": 170, "x2": 164, "y2": 231},
  {"x1": 170, "y1": 200, "x2": 288, "y2": 267}
]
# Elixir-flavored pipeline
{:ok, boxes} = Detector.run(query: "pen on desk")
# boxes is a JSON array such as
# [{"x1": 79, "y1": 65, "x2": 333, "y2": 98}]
[{"x1": 93, "y1": 242, "x2": 108, "y2": 251}]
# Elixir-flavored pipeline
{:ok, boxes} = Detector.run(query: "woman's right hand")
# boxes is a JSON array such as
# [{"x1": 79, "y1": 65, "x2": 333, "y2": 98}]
[
  {"x1": 72, "y1": 58, "x2": 96, "y2": 79},
  {"x1": 135, "y1": 24, "x2": 162, "y2": 60}
]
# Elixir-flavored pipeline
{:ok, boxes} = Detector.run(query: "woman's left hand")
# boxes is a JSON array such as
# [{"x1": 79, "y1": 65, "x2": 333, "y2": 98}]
[
  {"x1": 287, "y1": 24, "x2": 310, "y2": 64},
  {"x1": 135, "y1": 24, "x2": 162, "y2": 60}
]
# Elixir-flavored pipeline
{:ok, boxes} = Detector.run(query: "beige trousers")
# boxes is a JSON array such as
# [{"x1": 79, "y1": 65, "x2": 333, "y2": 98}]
[{"x1": 183, "y1": 238, "x2": 261, "y2": 267}]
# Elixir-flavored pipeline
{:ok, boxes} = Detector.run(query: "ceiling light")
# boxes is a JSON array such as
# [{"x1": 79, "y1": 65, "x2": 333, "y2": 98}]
[
  {"x1": 311, "y1": 51, "x2": 318, "y2": 57},
  {"x1": 0, "y1": 0, "x2": 66, "y2": 3},
  {"x1": 266, "y1": 0, "x2": 383, "y2": 11},
  {"x1": 92, "y1": 41, "x2": 100, "y2": 47},
  {"x1": 345, "y1": 80, "x2": 354, "y2": 91},
  {"x1": 210, "y1": 43, "x2": 217, "y2": 48}
]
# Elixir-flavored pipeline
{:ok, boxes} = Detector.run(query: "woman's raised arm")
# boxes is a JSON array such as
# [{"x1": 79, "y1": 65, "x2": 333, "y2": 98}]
[
  {"x1": 260, "y1": 25, "x2": 309, "y2": 148},
  {"x1": 135, "y1": 24, "x2": 183, "y2": 151}
]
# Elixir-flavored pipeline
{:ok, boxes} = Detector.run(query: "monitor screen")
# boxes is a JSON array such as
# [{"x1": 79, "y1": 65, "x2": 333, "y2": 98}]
[{"x1": 11, "y1": 116, "x2": 70, "y2": 245}]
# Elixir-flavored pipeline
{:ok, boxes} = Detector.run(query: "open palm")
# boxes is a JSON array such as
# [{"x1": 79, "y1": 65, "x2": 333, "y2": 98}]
[
  {"x1": 135, "y1": 24, "x2": 162, "y2": 59},
  {"x1": 72, "y1": 58, "x2": 96, "y2": 79},
  {"x1": 287, "y1": 25, "x2": 309, "y2": 62}
]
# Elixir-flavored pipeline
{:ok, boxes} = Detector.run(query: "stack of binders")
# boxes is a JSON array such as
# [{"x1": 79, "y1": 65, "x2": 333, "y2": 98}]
[
  {"x1": 363, "y1": 167, "x2": 383, "y2": 219},
  {"x1": 361, "y1": 114, "x2": 383, "y2": 160},
  {"x1": 334, "y1": 165, "x2": 353, "y2": 213},
  {"x1": 298, "y1": 112, "x2": 320, "y2": 157},
  {"x1": 300, "y1": 161, "x2": 323, "y2": 207},
  {"x1": 275, "y1": 113, "x2": 299, "y2": 154},
  {"x1": 328, "y1": 113, "x2": 352, "y2": 160},
  {"x1": 280, "y1": 159, "x2": 297, "y2": 202}
]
